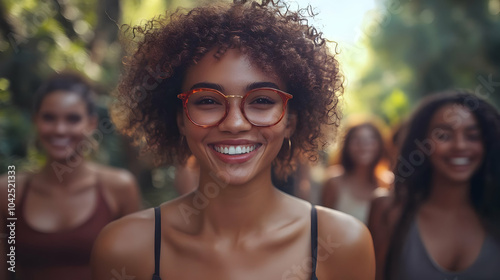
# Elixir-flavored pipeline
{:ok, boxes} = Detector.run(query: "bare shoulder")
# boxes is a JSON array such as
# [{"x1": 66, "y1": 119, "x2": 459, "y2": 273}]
[
  {"x1": 91, "y1": 208, "x2": 155, "y2": 280},
  {"x1": 0, "y1": 171, "x2": 31, "y2": 191},
  {"x1": 315, "y1": 206, "x2": 375, "y2": 280},
  {"x1": 91, "y1": 196, "x2": 190, "y2": 280},
  {"x1": 323, "y1": 174, "x2": 343, "y2": 190},
  {"x1": 91, "y1": 163, "x2": 142, "y2": 215},
  {"x1": 92, "y1": 163, "x2": 138, "y2": 191},
  {"x1": 0, "y1": 171, "x2": 32, "y2": 216},
  {"x1": 321, "y1": 174, "x2": 344, "y2": 208},
  {"x1": 324, "y1": 164, "x2": 344, "y2": 179},
  {"x1": 315, "y1": 205, "x2": 371, "y2": 243}
]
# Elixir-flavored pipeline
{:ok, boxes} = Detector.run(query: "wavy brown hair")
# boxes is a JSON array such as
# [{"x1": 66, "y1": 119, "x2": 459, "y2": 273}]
[{"x1": 111, "y1": 0, "x2": 343, "y2": 175}]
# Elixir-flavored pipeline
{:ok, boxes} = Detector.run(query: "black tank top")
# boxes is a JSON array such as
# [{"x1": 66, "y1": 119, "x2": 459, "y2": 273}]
[{"x1": 151, "y1": 205, "x2": 319, "y2": 280}]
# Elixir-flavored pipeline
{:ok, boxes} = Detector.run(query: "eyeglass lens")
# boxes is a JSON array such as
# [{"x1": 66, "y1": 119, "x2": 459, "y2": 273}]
[{"x1": 185, "y1": 89, "x2": 284, "y2": 126}]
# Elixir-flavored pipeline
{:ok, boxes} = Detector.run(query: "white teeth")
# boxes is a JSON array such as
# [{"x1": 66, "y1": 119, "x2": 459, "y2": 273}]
[
  {"x1": 214, "y1": 144, "x2": 258, "y2": 155},
  {"x1": 450, "y1": 157, "x2": 469, "y2": 165},
  {"x1": 51, "y1": 138, "x2": 70, "y2": 146}
]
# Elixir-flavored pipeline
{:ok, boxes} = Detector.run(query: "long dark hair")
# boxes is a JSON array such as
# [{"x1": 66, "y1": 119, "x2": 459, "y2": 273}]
[{"x1": 385, "y1": 90, "x2": 500, "y2": 279}]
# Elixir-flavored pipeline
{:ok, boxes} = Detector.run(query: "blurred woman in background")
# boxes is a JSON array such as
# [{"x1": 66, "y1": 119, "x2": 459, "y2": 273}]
[
  {"x1": 369, "y1": 91, "x2": 500, "y2": 280},
  {"x1": 0, "y1": 71, "x2": 141, "y2": 280},
  {"x1": 321, "y1": 121, "x2": 392, "y2": 224}
]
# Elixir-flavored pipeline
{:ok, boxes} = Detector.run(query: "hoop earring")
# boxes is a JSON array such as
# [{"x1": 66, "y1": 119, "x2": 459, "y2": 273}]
[{"x1": 284, "y1": 138, "x2": 292, "y2": 155}]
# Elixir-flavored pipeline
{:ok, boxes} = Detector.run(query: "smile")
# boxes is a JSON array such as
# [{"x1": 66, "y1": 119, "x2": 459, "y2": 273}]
[
  {"x1": 49, "y1": 137, "x2": 71, "y2": 147},
  {"x1": 449, "y1": 157, "x2": 470, "y2": 166},
  {"x1": 213, "y1": 144, "x2": 261, "y2": 155}
]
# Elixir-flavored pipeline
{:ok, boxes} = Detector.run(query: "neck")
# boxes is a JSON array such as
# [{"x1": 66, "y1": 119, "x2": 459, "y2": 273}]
[
  {"x1": 346, "y1": 165, "x2": 375, "y2": 184},
  {"x1": 41, "y1": 157, "x2": 92, "y2": 187},
  {"x1": 425, "y1": 174, "x2": 471, "y2": 210},
  {"x1": 195, "y1": 166, "x2": 281, "y2": 235}
]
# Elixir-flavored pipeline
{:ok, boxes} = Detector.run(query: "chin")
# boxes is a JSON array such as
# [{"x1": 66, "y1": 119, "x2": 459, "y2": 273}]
[
  {"x1": 443, "y1": 172, "x2": 476, "y2": 185},
  {"x1": 215, "y1": 172, "x2": 253, "y2": 186},
  {"x1": 45, "y1": 148, "x2": 78, "y2": 163},
  {"x1": 210, "y1": 167, "x2": 260, "y2": 187},
  {"x1": 354, "y1": 158, "x2": 376, "y2": 166}
]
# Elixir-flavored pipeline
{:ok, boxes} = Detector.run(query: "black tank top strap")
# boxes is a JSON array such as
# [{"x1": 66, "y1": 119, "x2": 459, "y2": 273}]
[
  {"x1": 150, "y1": 205, "x2": 318, "y2": 280},
  {"x1": 311, "y1": 204, "x2": 319, "y2": 280},
  {"x1": 152, "y1": 207, "x2": 162, "y2": 280}
]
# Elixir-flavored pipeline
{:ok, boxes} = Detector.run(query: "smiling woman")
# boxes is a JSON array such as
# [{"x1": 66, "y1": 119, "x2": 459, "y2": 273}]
[
  {"x1": 0, "y1": 71, "x2": 142, "y2": 280},
  {"x1": 368, "y1": 91, "x2": 500, "y2": 280},
  {"x1": 90, "y1": 1, "x2": 375, "y2": 280}
]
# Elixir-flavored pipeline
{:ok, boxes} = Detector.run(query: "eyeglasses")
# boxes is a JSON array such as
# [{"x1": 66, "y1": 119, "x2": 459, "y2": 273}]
[{"x1": 177, "y1": 87, "x2": 293, "y2": 128}]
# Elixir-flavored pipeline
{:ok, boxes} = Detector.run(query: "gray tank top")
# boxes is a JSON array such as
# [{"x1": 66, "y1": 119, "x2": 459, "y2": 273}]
[{"x1": 398, "y1": 220, "x2": 500, "y2": 280}]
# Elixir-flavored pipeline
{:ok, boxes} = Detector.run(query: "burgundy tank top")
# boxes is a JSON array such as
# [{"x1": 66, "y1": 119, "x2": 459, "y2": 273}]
[{"x1": 16, "y1": 176, "x2": 116, "y2": 280}]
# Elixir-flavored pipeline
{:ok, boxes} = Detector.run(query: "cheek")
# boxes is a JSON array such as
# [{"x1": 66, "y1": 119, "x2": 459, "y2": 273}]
[
  {"x1": 262, "y1": 125, "x2": 287, "y2": 145},
  {"x1": 70, "y1": 122, "x2": 91, "y2": 136},
  {"x1": 183, "y1": 125, "x2": 211, "y2": 153},
  {"x1": 35, "y1": 121, "x2": 53, "y2": 136},
  {"x1": 473, "y1": 142, "x2": 485, "y2": 160},
  {"x1": 431, "y1": 140, "x2": 447, "y2": 156},
  {"x1": 366, "y1": 142, "x2": 379, "y2": 153},
  {"x1": 347, "y1": 144, "x2": 359, "y2": 157},
  {"x1": 184, "y1": 123, "x2": 207, "y2": 139},
  {"x1": 36, "y1": 123, "x2": 50, "y2": 134},
  {"x1": 428, "y1": 144, "x2": 448, "y2": 168}
]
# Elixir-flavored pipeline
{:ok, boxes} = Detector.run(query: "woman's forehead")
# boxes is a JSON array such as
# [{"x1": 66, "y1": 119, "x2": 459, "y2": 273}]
[
  {"x1": 429, "y1": 104, "x2": 479, "y2": 130},
  {"x1": 39, "y1": 91, "x2": 87, "y2": 111},
  {"x1": 182, "y1": 48, "x2": 285, "y2": 92}
]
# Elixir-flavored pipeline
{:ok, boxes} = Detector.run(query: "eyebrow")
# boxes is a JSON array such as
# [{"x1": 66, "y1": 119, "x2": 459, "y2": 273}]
[
  {"x1": 465, "y1": 125, "x2": 481, "y2": 131},
  {"x1": 190, "y1": 82, "x2": 224, "y2": 91},
  {"x1": 432, "y1": 124, "x2": 481, "y2": 131},
  {"x1": 245, "y1": 82, "x2": 282, "y2": 91},
  {"x1": 189, "y1": 81, "x2": 282, "y2": 92}
]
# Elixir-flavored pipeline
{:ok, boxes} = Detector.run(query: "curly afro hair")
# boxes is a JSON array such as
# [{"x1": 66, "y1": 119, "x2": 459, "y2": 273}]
[{"x1": 112, "y1": 0, "x2": 343, "y2": 176}]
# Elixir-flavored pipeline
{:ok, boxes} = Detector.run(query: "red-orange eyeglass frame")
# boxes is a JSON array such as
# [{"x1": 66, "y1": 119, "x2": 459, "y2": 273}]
[{"x1": 177, "y1": 87, "x2": 293, "y2": 128}]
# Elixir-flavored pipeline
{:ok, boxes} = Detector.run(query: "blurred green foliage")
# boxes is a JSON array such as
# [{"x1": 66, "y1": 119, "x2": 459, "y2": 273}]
[
  {"x1": 0, "y1": 0, "x2": 201, "y2": 204},
  {"x1": 347, "y1": 0, "x2": 500, "y2": 125}
]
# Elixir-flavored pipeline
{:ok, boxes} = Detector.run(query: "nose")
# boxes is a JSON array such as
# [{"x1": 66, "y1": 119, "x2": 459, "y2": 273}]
[
  {"x1": 54, "y1": 120, "x2": 69, "y2": 135},
  {"x1": 453, "y1": 134, "x2": 467, "y2": 150},
  {"x1": 217, "y1": 100, "x2": 252, "y2": 134}
]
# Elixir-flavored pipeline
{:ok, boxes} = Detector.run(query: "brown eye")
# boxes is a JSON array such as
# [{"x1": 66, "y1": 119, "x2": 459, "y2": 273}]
[
  {"x1": 433, "y1": 130, "x2": 451, "y2": 141},
  {"x1": 466, "y1": 132, "x2": 482, "y2": 141},
  {"x1": 194, "y1": 98, "x2": 221, "y2": 105},
  {"x1": 437, "y1": 133, "x2": 450, "y2": 141},
  {"x1": 67, "y1": 114, "x2": 82, "y2": 123},
  {"x1": 41, "y1": 113, "x2": 56, "y2": 122}
]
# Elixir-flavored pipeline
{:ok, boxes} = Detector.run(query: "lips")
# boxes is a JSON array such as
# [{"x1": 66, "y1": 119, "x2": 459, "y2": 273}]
[
  {"x1": 49, "y1": 137, "x2": 71, "y2": 147},
  {"x1": 213, "y1": 144, "x2": 259, "y2": 155},
  {"x1": 209, "y1": 141, "x2": 262, "y2": 164},
  {"x1": 50, "y1": 137, "x2": 70, "y2": 146},
  {"x1": 449, "y1": 157, "x2": 470, "y2": 166},
  {"x1": 443, "y1": 156, "x2": 478, "y2": 175}
]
